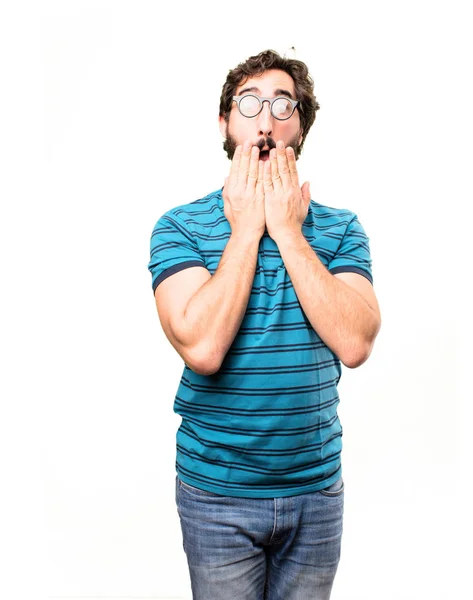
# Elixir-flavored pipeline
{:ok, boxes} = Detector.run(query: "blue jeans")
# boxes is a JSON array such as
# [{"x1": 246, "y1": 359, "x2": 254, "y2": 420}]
[{"x1": 175, "y1": 475, "x2": 344, "y2": 599}]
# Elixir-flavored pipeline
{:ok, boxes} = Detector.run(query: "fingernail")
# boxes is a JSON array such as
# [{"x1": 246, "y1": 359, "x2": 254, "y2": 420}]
[{"x1": 244, "y1": 140, "x2": 251, "y2": 151}]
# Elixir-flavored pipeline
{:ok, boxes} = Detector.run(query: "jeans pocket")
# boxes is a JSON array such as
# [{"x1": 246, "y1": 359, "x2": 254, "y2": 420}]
[
  {"x1": 178, "y1": 478, "x2": 223, "y2": 498},
  {"x1": 319, "y1": 477, "x2": 344, "y2": 497}
]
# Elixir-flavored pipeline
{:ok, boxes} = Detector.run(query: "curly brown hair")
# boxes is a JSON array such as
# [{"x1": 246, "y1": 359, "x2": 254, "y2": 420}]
[{"x1": 219, "y1": 49, "x2": 320, "y2": 159}]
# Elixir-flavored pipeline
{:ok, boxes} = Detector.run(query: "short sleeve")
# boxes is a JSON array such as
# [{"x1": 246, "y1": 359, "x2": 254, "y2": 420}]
[
  {"x1": 148, "y1": 210, "x2": 206, "y2": 293},
  {"x1": 328, "y1": 215, "x2": 373, "y2": 284}
]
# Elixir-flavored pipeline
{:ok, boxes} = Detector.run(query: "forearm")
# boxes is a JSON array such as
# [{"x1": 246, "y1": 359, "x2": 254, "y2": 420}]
[
  {"x1": 276, "y1": 231, "x2": 380, "y2": 367},
  {"x1": 182, "y1": 231, "x2": 261, "y2": 373}
]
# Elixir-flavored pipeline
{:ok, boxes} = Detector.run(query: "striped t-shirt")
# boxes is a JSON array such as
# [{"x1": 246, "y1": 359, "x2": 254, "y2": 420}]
[{"x1": 148, "y1": 188, "x2": 373, "y2": 498}]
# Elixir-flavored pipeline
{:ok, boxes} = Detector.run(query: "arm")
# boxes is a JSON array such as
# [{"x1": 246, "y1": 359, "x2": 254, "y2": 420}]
[
  {"x1": 275, "y1": 232, "x2": 381, "y2": 368},
  {"x1": 155, "y1": 230, "x2": 261, "y2": 376},
  {"x1": 262, "y1": 141, "x2": 381, "y2": 368},
  {"x1": 152, "y1": 141, "x2": 266, "y2": 375}
]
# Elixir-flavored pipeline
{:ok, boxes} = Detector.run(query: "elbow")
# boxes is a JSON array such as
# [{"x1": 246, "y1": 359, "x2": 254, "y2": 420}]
[
  {"x1": 343, "y1": 313, "x2": 382, "y2": 369},
  {"x1": 185, "y1": 343, "x2": 222, "y2": 376},
  {"x1": 341, "y1": 334, "x2": 379, "y2": 369},
  {"x1": 341, "y1": 348, "x2": 370, "y2": 369},
  {"x1": 189, "y1": 361, "x2": 220, "y2": 376}
]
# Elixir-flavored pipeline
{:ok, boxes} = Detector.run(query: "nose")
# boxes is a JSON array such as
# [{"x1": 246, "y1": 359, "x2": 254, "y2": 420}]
[{"x1": 257, "y1": 100, "x2": 273, "y2": 137}]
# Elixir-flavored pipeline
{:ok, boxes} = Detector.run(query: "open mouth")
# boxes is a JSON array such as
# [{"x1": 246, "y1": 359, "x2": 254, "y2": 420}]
[{"x1": 259, "y1": 150, "x2": 270, "y2": 161}]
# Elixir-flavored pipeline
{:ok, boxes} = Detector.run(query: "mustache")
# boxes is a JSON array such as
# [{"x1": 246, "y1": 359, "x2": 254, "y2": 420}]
[{"x1": 256, "y1": 137, "x2": 277, "y2": 152}]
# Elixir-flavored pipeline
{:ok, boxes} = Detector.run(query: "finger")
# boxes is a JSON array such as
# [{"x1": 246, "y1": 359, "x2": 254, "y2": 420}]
[
  {"x1": 263, "y1": 158, "x2": 274, "y2": 195},
  {"x1": 269, "y1": 148, "x2": 283, "y2": 193},
  {"x1": 246, "y1": 146, "x2": 260, "y2": 190},
  {"x1": 276, "y1": 140, "x2": 291, "y2": 191},
  {"x1": 256, "y1": 159, "x2": 264, "y2": 197},
  {"x1": 228, "y1": 145, "x2": 242, "y2": 187},
  {"x1": 238, "y1": 140, "x2": 253, "y2": 185},
  {"x1": 301, "y1": 181, "x2": 311, "y2": 207},
  {"x1": 286, "y1": 146, "x2": 300, "y2": 189}
]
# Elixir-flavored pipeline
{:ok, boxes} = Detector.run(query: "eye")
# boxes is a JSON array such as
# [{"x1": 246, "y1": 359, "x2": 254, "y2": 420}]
[
  {"x1": 272, "y1": 98, "x2": 292, "y2": 118},
  {"x1": 239, "y1": 95, "x2": 260, "y2": 116}
]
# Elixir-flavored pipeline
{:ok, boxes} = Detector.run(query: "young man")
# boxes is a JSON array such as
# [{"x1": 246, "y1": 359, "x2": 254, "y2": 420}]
[{"x1": 148, "y1": 49, "x2": 381, "y2": 599}]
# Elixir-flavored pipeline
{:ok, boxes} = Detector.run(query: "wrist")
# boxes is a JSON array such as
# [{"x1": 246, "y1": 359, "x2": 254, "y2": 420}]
[
  {"x1": 271, "y1": 228, "x2": 305, "y2": 248},
  {"x1": 230, "y1": 228, "x2": 264, "y2": 244}
]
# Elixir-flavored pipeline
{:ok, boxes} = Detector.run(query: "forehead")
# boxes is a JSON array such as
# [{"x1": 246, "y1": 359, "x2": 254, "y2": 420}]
[{"x1": 236, "y1": 69, "x2": 296, "y2": 97}]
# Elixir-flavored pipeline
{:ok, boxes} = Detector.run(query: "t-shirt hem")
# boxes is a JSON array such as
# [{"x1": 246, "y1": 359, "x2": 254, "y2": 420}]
[
  {"x1": 329, "y1": 265, "x2": 373, "y2": 284},
  {"x1": 152, "y1": 260, "x2": 206, "y2": 292},
  {"x1": 177, "y1": 467, "x2": 342, "y2": 499}
]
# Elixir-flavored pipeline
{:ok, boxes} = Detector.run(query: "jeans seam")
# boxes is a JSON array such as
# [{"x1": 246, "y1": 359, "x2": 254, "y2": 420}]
[{"x1": 268, "y1": 498, "x2": 277, "y2": 544}]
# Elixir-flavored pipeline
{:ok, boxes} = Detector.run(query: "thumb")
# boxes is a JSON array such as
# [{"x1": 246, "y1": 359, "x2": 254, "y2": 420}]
[
  {"x1": 222, "y1": 177, "x2": 229, "y2": 199},
  {"x1": 301, "y1": 181, "x2": 311, "y2": 205}
]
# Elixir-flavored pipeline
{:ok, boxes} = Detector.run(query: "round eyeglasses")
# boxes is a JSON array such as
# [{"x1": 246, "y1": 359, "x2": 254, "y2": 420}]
[{"x1": 232, "y1": 94, "x2": 299, "y2": 121}]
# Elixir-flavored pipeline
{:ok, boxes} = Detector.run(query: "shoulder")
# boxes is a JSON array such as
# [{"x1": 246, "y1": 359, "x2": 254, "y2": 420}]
[
  {"x1": 309, "y1": 200, "x2": 359, "y2": 232},
  {"x1": 167, "y1": 188, "x2": 223, "y2": 224},
  {"x1": 310, "y1": 200, "x2": 356, "y2": 223},
  {"x1": 151, "y1": 188, "x2": 222, "y2": 234}
]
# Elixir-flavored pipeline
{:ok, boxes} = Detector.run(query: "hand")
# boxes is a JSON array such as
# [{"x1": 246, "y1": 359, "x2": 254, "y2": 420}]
[
  {"x1": 222, "y1": 140, "x2": 266, "y2": 240},
  {"x1": 263, "y1": 140, "x2": 311, "y2": 243}
]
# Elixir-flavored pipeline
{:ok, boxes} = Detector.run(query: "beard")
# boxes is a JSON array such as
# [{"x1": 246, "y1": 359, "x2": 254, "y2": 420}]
[{"x1": 223, "y1": 124, "x2": 303, "y2": 161}]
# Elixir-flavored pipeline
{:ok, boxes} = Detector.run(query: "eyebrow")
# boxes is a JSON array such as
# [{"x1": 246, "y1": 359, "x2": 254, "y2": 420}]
[{"x1": 237, "y1": 86, "x2": 295, "y2": 99}]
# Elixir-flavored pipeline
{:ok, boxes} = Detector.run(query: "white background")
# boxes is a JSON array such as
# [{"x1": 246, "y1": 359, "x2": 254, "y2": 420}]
[{"x1": 0, "y1": 1, "x2": 470, "y2": 599}]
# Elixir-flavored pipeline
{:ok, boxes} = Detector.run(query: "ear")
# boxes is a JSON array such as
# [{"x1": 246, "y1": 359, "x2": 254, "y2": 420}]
[
  {"x1": 298, "y1": 128, "x2": 303, "y2": 146},
  {"x1": 218, "y1": 115, "x2": 227, "y2": 139}
]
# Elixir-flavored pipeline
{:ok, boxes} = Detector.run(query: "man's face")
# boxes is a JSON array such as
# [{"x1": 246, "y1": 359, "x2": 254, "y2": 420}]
[{"x1": 219, "y1": 69, "x2": 303, "y2": 161}]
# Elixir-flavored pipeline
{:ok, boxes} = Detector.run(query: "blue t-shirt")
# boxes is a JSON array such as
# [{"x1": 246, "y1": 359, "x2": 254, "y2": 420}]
[{"x1": 148, "y1": 188, "x2": 373, "y2": 498}]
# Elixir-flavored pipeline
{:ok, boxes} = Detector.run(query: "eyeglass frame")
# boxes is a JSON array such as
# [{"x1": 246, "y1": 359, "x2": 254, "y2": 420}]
[{"x1": 232, "y1": 93, "x2": 299, "y2": 121}]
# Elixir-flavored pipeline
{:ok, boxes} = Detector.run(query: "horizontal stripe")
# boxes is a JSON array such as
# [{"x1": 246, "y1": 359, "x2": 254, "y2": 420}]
[
  {"x1": 177, "y1": 444, "x2": 342, "y2": 476},
  {"x1": 177, "y1": 448, "x2": 342, "y2": 479},
  {"x1": 176, "y1": 462, "x2": 342, "y2": 492},
  {"x1": 217, "y1": 359, "x2": 339, "y2": 375},
  {"x1": 179, "y1": 422, "x2": 341, "y2": 454},
  {"x1": 179, "y1": 375, "x2": 340, "y2": 396},
  {"x1": 228, "y1": 341, "x2": 327, "y2": 354},
  {"x1": 177, "y1": 412, "x2": 340, "y2": 437},
  {"x1": 174, "y1": 394, "x2": 339, "y2": 417}
]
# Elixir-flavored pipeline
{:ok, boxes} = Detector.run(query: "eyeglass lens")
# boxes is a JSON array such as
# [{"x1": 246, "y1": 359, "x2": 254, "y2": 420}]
[{"x1": 239, "y1": 95, "x2": 293, "y2": 119}]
